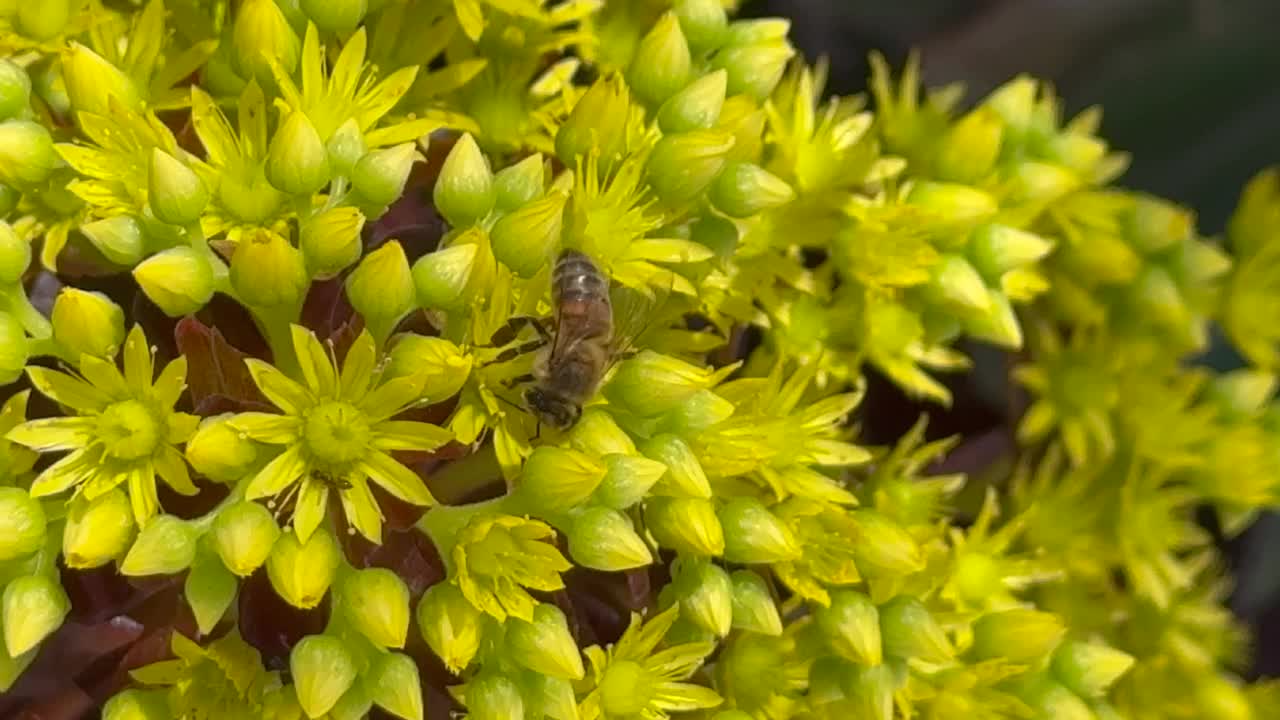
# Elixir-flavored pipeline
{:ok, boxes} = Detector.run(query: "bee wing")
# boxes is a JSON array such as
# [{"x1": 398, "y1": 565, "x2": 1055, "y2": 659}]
[{"x1": 608, "y1": 279, "x2": 674, "y2": 363}]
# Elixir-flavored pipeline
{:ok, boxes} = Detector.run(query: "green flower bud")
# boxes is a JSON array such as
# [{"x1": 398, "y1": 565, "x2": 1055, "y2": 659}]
[
  {"x1": 218, "y1": 167, "x2": 286, "y2": 224},
  {"x1": 518, "y1": 446, "x2": 606, "y2": 512},
  {"x1": 267, "y1": 528, "x2": 341, "y2": 609},
  {"x1": 964, "y1": 290, "x2": 1022, "y2": 349},
  {"x1": 31, "y1": 60, "x2": 69, "y2": 118},
  {"x1": 646, "y1": 130, "x2": 735, "y2": 204},
  {"x1": 879, "y1": 596, "x2": 953, "y2": 664},
  {"x1": 329, "y1": 684, "x2": 372, "y2": 720},
  {"x1": 340, "y1": 567, "x2": 411, "y2": 649},
  {"x1": 1009, "y1": 161, "x2": 1081, "y2": 205},
  {"x1": 121, "y1": 515, "x2": 198, "y2": 576},
  {"x1": 347, "y1": 240, "x2": 415, "y2": 335},
  {"x1": 935, "y1": 107, "x2": 1004, "y2": 183},
  {"x1": 843, "y1": 663, "x2": 895, "y2": 720},
  {"x1": 718, "y1": 497, "x2": 800, "y2": 564},
  {"x1": 16, "y1": 0, "x2": 71, "y2": 41},
  {"x1": 1046, "y1": 133, "x2": 1108, "y2": 175},
  {"x1": 674, "y1": 0, "x2": 729, "y2": 51},
  {"x1": 525, "y1": 673, "x2": 577, "y2": 720},
  {"x1": 326, "y1": 118, "x2": 365, "y2": 177},
  {"x1": 233, "y1": 0, "x2": 302, "y2": 86},
  {"x1": 351, "y1": 143, "x2": 418, "y2": 207},
  {"x1": 725, "y1": 19, "x2": 790, "y2": 45},
  {"x1": 0, "y1": 487, "x2": 44, "y2": 561},
  {"x1": 711, "y1": 38, "x2": 795, "y2": 102},
  {"x1": 301, "y1": 0, "x2": 367, "y2": 33},
  {"x1": 385, "y1": 334, "x2": 472, "y2": 403},
  {"x1": 907, "y1": 181, "x2": 998, "y2": 225},
  {"x1": 672, "y1": 559, "x2": 733, "y2": 637},
  {"x1": 367, "y1": 652, "x2": 424, "y2": 720},
  {"x1": 412, "y1": 242, "x2": 477, "y2": 310},
  {"x1": 466, "y1": 673, "x2": 524, "y2": 720},
  {"x1": 817, "y1": 590, "x2": 882, "y2": 666},
  {"x1": 0, "y1": 60, "x2": 31, "y2": 121},
  {"x1": 490, "y1": 191, "x2": 565, "y2": 278},
  {"x1": 230, "y1": 230, "x2": 309, "y2": 308},
  {"x1": 62, "y1": 42, "x2": 141, "y2": 117},
  {"x1": 556, "y1": 74, "x2": 631, "y2": 172},
  {"x1": 569, "y1": 408, "x2": 637, "y2": 457},
  {"x1": 1052, "y1": 641, "x2": 1135, "y2": 698},
  {"x1": 985, "y1": 76, "x2": 1036, "y2": 130},
  {"x1": 1195, "y1": 674, "x2": 1252, "y2": 720},
  {"x1": 493, "y1": 154, "x2": 545, "y2": 212},
  {"x1": 971, "y1": 608, "x2": 1065, "y2": 663},
  {"x1": 658, "y1": 70, "x2": 727, "y2": 134},
  {"x1": 299, "y1": 206, "x2": 364, "y2": 279},
  {"x1": 2, "y1": 574, "x2": 68, "y2": 656},
  {"x1": 0, "y1": 183, "x2": 19, "y2": 217},
  {"x1": 291, "y1": 634, "x2": 357, "y2": 719},
  {"x1": 1126, "y1": 196, "x2": 1193, "y2": 255},
  {"x1": 62, "y1": 490, "x2": 134, "y2": 569},
  {"x1": 211, "y1": 501, "x2": 280, "y2": 576},
  {"x1": 594, "y1": 454, "x2": 667, "y2": 510},
  {"x1": 506, "y1": 603, "x2": 585, "y2": 680},
  {"x1": 1021, "y1": 678, "x2": 1095, "y2": 720},
  {"x1": 807, "y1": 656, "x2": 848, "y2": 705},
  {"x1": 148, "y1": 149, "x2": 209, "y2": 226},
  {"x1": 267, "y1": 111, "x2": 331, "y2": 195},
  {"x1": 186, "y1": 415, "x2": 259, "y2": 484},
  {"x1": 628, "y1": 12, "x2": 692, "y2": 106},
  {"x1": 1209, "y1": 370, "x2": 1276, "y2": 419},
  {"x1": 569, "y1": 506, "x2": 652, "y2": 571},
  {"x1": 710, "y1": 161, "x2": 794, "y2": 218},
  {"x1": 0, "y1": 120, "x2": 56, "y2": 187},
  {"x1": 606, "y1": 350, "x2": 723, "y2": 417},
  {"x1": 81, "y1": 215, "x2": 145, "y2": 267},
  {"x1": 102, "y1": 689, "x2": 170, "y2": 720},
  {"x1": 926, "y1": 254, "x2": 990, "y2": 315},
  {"x1": 1131, "y1": 265, "x2": 1189, "y2": 331},
  {"x1": 435, "y1": 133, "x2": 495, "y2": 228},
  {"x1": 417, "y1": 582, "x2": 484, "y2": 674},
  {"x1": 133, "y1": 246, "x2": 215, "y2": 317},
  {"x1": 968, "y1": 223, "x2": 1054, "y2": 281},
  {"x1": 52, "y1": 288, "x2": 125, "y2": 360},
  {"x1": 716, "y1": 93, "x2": 767, "y2": 164},
  {"x1": 645, "y1": 496, "x2": 724, "y2": 556},
  {"x1": 654, "y1": 388, "x2": 736, "y2": 435},
  {"x1": 730, "y1": 569, "x2": 781, "y2": 635},
  {"x1": 0, "y1": 312, "x2": 27, "y2": 387}
]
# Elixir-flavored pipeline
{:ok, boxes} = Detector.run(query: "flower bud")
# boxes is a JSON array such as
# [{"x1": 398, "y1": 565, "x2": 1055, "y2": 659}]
[
  {"x1": 267, "y1": 111, "x2": 331, "y2": 195},
  {"x1": 490, "y1": 191, "x2": 565, "y2": 279},
  {"x1": 556, "y1": 74, "x2": 631, "y2": 171},
  {"x1": 654, "y1": 388, "x2": 736, "y2": 435},
  {"x1": 81, "y1": 215, "x2": 145, "y2": 267},
  {"x1": 1210, "y1": 370, "x2": 1276, "y2": 419},
  {"x1": 646, "y1": 130, "x2": 734, "y2": 204},
  {"x1": 606, "y1": 350, "x2": 723, "y2": 417},
  {"x1": 0, "y1": 183, "x2": 19, "y2": 217},
  {"x1": 935, "y1": 107, "x2": 1003, "y2": 183},
  {"x1": 718, "y1": 497, "x2": 800, "y2": 564},
  {"x1": 326, "y1": 118, "x2": 365, "y2": 177},
  {"x1": 730, "y1": 570, "x2": 781, "y2": 635},
  {"x1": 569, "y1": 408, "x2": 636, "y2": 457},
  {"x1": 674, "y1": 0, "x2": 729, "y2": 51},
  {"x1": 526, "y1": 673, "x2": 577, "y2": 720},
  {"x1": 879, "y1": 596, "x2": 953, "y2": 664},
  {"x1": 341, "y1": 567, "x2": 411, "y2": 649},
  {"x1": 367, "y1": 652, "x2": 424, "y2": 720},
  {"x1": 466, "y1": 673, "x2": 524, "y2": 720},
  {"x1": 1131, "y1": 265, "x2": 1189, "y2": 332},
  {"x1": 62, "y1": 42, "x2": 142, "y2": 117},
  {"x1": 299, "y1": 206, "x2": 364, "y2": 278},
  {"x1": 672, "y1": 559, "x2": 733, "y2": 637},
  {"x1": 493, "y1": 155, "x2": 544, "y2": 212},
  {"x1": 16, "y1": 0, "x2": 71, "y2": 40},
  {"x1": 645, "y1": 496, "x2": 723, "y2": 556},
  {"x1": 711, "y1": 38, "x2": 795, "y2": 102},
  {"x1": 907, "y1": 181, "x2": 998, "y2": 225},
  {"x1": 0, "y1": 60, "x2": 31, "y2": 121},
  {"x1": 211, "y1": 501, "x2": 280, "y2": 576},
  {"x1": 133, "y1": 246, "x2": 215, "y2": 316},
  {"x1": 629, "y1": 12, "x2": 692, "y2": 107},
  {"x1": 233, "y1": 0, "x2": 302, "y2": 86},
  {"x1": 218, "y1": 167, "x2": 286, "y2": 224},
  {"x1": 658, "y1": 70, "x2": 727, "y2": 134},
  {"x1": 1009, "y1": 161, "x2": 1081, "y2": 205},
  {"x1": 506, "y1": 603, "x2": 585, "y2": 680},
  {"x1": 0, "y1": 313, "x2": 27, "y2": 387},
  {"x1": 985, "y1": 76, "x2": 1036, "y2": 131},
  {"x1": 968, "y1": 223, "x2": 1054, "y2": 281},
  {"x1": 351, "y1": 143, "x2": 418, "y2": 207},
  {"x1": 1047, "y1": 133, "x2": 1108, "y2": 175},
  {"x1": 329, "y1": 684, "x2": 373, "y2": 720},
  {"x1": 148, "y1": 149, "x2": 209, "y2": 225},
  {"x1": 52, "y1": 288, "x2": 125, "y2": 360},
  {"x1": 385, "y1": 334, "x2": 472, "y2": 403},
  {"x1": 0, "y1": 120, "x2": 56, "y2": 187},
  {"x1": 1, "y1": 575, "x2": 67, "y2": 656},
  {"x1": 964, "y1": 290, "x2": 1022, "y2": 349},
  {"x1": 518, "y1": 445, "x2": 606, "y2": 513},
  {"x1": 412, "y1": 242, "x2": 477, "y2": 310},
  {"x1": 62, "y1": 489, "x2": 134, "y2": 568},
  {"x1": 569, "y1": 506, "x2": 652, "y2": 571},
  {"x1": 121, "y1": 515, "x2": 198, "y2": 576},
  {"x1": 594, "y1": 454, "x2": 667, "y2": 510},
  {"x1": 970, "y1": 608, "x2": 1065, "y2": 663},
  {"x1": 817, "y1": 590, "x2": 882, "y2": 665},
  {"x1": 843, "y1": 663, "x2": 895, "y2": 720},
  {"x1": 0, "y1": 487, "x2": 44, "y2": 561},
  {"x1": 1126, "y1": 195, "x2": 1192, "y2": 255},
  {"x1": 1052, "y1": 641, "x2": 1135, "y2": 698},
  {"x1": 1194, "y1": 674, "x2": 1252, "y2": 720},
  {"x1": 1020, "y1": 678, "x2": 1095, "y2": 720},
  {"x1": 230, "y1": 230, "x2": 309, "y2": 308},
  {"x1": 926, "y1": 254, "x2": 990, "y2": 316},
  {"x1": 347, "y1": 240, "x2": 415, "y2": 334},
  {"x1": 267, "y1": 527, "x2": 341, "y2": 608},
  {"x1": 301, "y1": 0, "x2": 367, "y2": 33},
  {"x1": 710, "y1": 162, "x2": 794, "y2": 218},
  {"x1": 102, "y1": 689, "x2": 170, "y2": 720},
  {"x1": 291, "y1": 634, "x2": 357, "y2": 719},
  {"x1": 186, "y1": 415, "x2": 259, "y2": 484},
  {"x1": 417, "y1": 582, "x2": 484, "y2": 673},
  {"x1": 435, "y1": 133, "x2": 495, "y2": 228}
]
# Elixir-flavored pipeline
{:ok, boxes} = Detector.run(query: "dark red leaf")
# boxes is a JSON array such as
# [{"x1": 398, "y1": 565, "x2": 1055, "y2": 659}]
[
  {"x1": 174, "y1": 315, "x2": 266, "y2": 409},
  {"x1": 237, "y1": 569, "x2": 329, "y2": 671}
]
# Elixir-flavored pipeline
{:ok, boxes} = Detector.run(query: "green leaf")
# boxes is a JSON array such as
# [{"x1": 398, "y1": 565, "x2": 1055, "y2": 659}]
[{"x1": 185, "y1": 552, "x2": 237, "y2": 634}]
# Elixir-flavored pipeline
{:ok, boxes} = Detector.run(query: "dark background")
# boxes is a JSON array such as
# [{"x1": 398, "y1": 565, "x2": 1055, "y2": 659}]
[{"x1": 739, "y1": 0, "x2": 1280, "y2": 677}]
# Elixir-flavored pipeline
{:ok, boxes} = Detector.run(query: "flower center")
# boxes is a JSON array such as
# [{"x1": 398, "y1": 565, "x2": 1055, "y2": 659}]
[
  {"x1": 96, "y1": 400, "x2": 161, "y2": 460},
  {"x1": 303, "y1": 401, "x2": 371, "y2": 468},
  {"x1": 600, "y1": 660, "x2": 652, "y2": 716}
]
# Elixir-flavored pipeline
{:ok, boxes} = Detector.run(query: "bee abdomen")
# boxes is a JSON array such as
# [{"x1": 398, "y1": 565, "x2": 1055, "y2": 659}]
[{"x1": 553, "y1": 249, "x2": 608, "y2": 303}]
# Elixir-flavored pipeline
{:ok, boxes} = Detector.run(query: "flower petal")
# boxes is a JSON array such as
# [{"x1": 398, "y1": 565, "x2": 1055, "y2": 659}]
[
  {"x1": 154, "y1": 444, "x2": 199, "y2": 496},
  {"x1": 371, "y1": 421, "x2": 454, "y2": 452},
  {"x1": 26, "y1": 367, "x2": 113, "y2": 412},
  {"x1": 123, "y1": 325, "x2": 153, "y2": 394},
  {"x1": 229, "y1": 413, "x2": 302, "y2": 444},
  {"x1": 358, "y1": 450, "x2": 435, "y2": 506},
  {"x1": 291, "y1": 325, "x2": 337, "y2": 398},
  {"x1": 6, "y1": 417, "x2": 96, "y2": 451},
  {"x1": 245, "y1": 359, "x2": 313, "y2": 414},
  {"x1": 29, "y1": 448, "x2": 98, "y2": 497},
  {"x1": 339, "y1": 330, "x2": 377, "y2": 402},
  {"x1": 292, "y1": 478, "x2": 329, "y2": 544},
  {"x1": 151, "y1": 357, "x2": 189, "y2": 410},
  {"x1": 246, "y1": 444, "x2": 308, "y2": 500},
  {"x1": 338, "y1": 475, "x2": 383, "y2": 544},
  {"x1": 127, "y1": 464, "x2": 160, "y2": 524},
  {"x1": 167, "y1": 412, "x2": 200, "y2": 444},
  {"x1": 78, "y1": 354, "x2": 131, "y2": 399},
  {"x1": 358, "y1": 375, "x2": 425, "y2": 423}
]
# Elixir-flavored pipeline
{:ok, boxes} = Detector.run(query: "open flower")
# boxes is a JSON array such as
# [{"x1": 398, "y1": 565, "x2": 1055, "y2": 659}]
[
  {"x1": 7, "y1": 326, "x2": 199, "y2": 524},
  {"x1": 231, "y1": 326, "x2": 452, "y2": 544},
  {"x1": 451, "y1": 513, "x2": 571, "y2": 622}
]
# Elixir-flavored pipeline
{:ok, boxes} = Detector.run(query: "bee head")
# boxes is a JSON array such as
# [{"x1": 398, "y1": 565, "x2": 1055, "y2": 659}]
[{"x1": 524, "y1": 387, "x2": 581, "y2": 429}]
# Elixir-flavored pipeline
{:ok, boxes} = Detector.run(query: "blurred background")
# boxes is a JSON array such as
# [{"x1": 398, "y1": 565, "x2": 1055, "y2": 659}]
[{"x1": 738, "y1": 0, "x2": 1280, "y2": 677}]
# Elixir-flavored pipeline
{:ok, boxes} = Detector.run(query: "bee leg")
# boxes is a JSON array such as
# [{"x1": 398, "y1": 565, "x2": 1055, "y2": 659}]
[
  {"x1": 483, "y1": 315, "x2": 552, "y2": 347},
  {"x1": 501, "y1": 372, "x2": 537, "y2": 389},
  {"x1": 483, "y1": 339, "x2": 547, "y2": 367}
]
